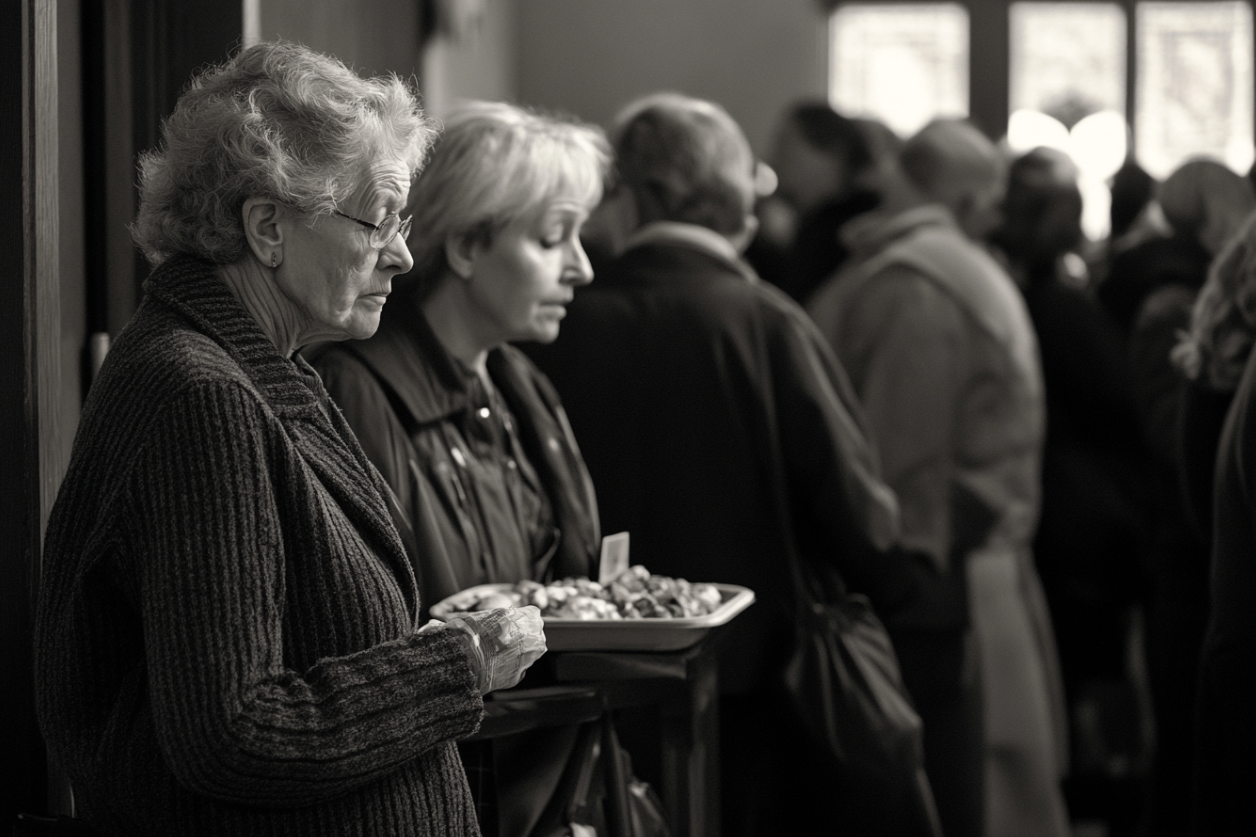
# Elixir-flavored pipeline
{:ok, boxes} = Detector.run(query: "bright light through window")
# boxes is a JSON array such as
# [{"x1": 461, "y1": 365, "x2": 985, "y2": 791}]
[
  {"x1": 1010, "y1": 3, "x2": 1126, "y2": 118},
  {"x1": 1008, "y1": 3, "x2": 1128, "y2": 240},
  {"x1": 1136, "y1": 2, "x2": 1254, "y2": 179},
  {"x1": 829, "y1": 4, "x2": 969, "y2": 137}
]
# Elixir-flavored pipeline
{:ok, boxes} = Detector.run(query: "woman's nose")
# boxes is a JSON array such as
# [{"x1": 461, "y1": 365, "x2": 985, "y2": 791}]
[
  {"x1": 566, "y1": 238, "x2": 594, "y2": 285},
  {"x1": 380, "y1": 232, "x2": 415, "y2": 274}
]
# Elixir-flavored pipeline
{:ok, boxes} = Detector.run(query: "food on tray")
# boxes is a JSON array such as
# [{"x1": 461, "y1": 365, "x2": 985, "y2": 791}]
[{"x1": 441, "y1": 565, "x2": 725, "y2": 621}]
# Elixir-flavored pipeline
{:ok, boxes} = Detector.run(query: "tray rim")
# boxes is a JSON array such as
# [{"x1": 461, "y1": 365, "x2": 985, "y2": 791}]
[{"x1": 429, "y1": 580, "x2": 753, "y2": 633}]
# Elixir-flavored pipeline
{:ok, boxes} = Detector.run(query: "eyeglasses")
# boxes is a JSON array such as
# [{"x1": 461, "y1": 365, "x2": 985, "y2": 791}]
[{"x1": 332, "y1": 209, "x2": 413, "y2": 249}]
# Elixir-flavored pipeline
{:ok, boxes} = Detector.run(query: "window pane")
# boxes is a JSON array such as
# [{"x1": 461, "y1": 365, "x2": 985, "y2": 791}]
[
  {"x1": 1136, "y1": 1, "x2": 1254, "y2": 178},
  {"x1": 829, "y1": 4, "x2": 969, "y2": 137},
  {"x1": 1010, "y1": 3, "x2": 1125, "y2": 117}
]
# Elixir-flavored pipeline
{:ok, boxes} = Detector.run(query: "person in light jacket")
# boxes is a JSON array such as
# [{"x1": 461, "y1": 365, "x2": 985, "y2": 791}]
[{"x1": 808, "y1": 119, "x2": 1070, "y2": 837}]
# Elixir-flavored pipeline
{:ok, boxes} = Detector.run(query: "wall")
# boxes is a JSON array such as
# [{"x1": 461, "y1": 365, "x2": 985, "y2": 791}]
[
  {"x1": 58, "y1": 0, "x2": 85, "y2": 438},
  {"x1": 514, "y1": 0, "x2": 830, "y2": 155},
  {"x1": 258, "y1": 0, "x2": 425, "y2": 80},
  {"x1": 422, "y1": 0, "x2": 518, "y2": 118}
]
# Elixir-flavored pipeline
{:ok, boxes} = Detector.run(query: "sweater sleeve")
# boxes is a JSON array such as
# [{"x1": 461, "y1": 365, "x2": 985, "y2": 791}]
[{"x1": 126, "y1": 378, "x2": 482, "y2": 807}]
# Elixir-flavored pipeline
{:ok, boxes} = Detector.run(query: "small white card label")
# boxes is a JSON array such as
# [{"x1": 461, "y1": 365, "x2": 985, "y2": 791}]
[{"x1": 598, "y1": 531, "x2": 631, "y2": 585}]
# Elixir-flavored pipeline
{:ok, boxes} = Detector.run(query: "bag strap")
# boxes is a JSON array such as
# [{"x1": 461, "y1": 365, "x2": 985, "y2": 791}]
[{"x1": 784, "y1": 539, "x2": 852, "y2": 622}]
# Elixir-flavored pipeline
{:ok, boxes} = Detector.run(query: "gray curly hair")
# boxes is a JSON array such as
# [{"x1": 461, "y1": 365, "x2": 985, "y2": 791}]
[{"x1": 131, "y1": 40, "x2": 434, "y2": 266}]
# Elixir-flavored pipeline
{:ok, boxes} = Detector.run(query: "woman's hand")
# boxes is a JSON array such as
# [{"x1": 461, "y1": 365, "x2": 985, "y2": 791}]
[{"x1": 443, "y1": 606, "x2": 547, "y2": 694}]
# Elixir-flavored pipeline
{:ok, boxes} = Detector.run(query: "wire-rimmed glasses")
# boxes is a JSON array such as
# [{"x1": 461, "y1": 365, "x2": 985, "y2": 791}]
[{"x1": 332, "y1": 210, "x2": 413, "y2": 249}]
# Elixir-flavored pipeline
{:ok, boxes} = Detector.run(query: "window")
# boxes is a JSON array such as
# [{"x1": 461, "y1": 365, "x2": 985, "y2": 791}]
[
  {"x1": 1136, "y1": 1, "x2": 1254, "y2": 178},
  {"x1": 828, "y1": 1, "x2": 1256, "y2": 240},
  {"x1": 829, "y1": 4, "x2": 969, "y2": 136},
  {"x1": 1008, "y1": 3, "x2": 1128, "y2": 238}
]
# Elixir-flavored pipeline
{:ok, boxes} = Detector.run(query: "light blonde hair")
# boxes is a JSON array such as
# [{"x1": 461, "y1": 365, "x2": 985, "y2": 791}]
[
  {"x1": 132, "y1": 41, "x2": 433, "y2": 266},
  {"x1": 405, "y1": 100, "x2": 610, "y2": 285}
]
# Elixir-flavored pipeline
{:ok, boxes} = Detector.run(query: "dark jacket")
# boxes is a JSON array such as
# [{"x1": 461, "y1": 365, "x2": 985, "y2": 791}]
[
  {"x1": 312, "y1": 287, "x2": 600, "y2": 619},
  {"x1": 34, "y1": 256, "x2": 484, "y2": 837},
  {"x1": 525, "y1": 224, "x2": 916, "y2": 692},
  {"x1": 1194, "y1": 337, "x2": 1256, "y2": 835}
]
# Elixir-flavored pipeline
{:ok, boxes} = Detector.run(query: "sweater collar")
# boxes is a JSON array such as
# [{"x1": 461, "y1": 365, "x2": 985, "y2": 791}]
[{"x1": 143, "y1": 255, "x2": 323, "y2": 410}]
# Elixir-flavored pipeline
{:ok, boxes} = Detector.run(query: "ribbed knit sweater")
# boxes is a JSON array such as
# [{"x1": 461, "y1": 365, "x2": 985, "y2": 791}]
[{"x1": 34, "y1": 256, "x2": 486, "y2": 836}]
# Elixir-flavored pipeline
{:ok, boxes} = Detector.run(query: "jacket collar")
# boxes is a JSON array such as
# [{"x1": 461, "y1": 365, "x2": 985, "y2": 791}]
[
  {"x1": 142, "y1": 254, "x2": 323, "y2": 412},
  {"x1": 622, "y1": 221, "x2": 758, "y2": 283},
  {"x1": 347, "y1": 288, "x2": 484, "y2": 426}
]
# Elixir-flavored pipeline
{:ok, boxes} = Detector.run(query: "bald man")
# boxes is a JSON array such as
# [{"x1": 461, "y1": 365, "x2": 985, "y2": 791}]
[{"x1": 807, "y1": 119, "x2": 1070, "y2": 837}]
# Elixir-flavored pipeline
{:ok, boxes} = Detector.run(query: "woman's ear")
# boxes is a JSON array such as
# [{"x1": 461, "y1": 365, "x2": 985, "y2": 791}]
[
  {"x1": 242, "y1": 198, "x2": 283, "y2": 268},
  {"x1": 444, "y1": 231, "x2": 478, "y2": 280}
]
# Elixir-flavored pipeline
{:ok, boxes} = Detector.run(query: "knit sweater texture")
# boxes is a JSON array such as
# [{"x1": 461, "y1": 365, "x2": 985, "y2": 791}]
[{"x1": 34, "y1": 255, "x2": 486, "y2": 837}]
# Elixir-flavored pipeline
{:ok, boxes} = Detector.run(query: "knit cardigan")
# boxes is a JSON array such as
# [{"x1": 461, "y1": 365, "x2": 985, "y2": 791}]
[{"x1": 34, "y1": 256, "x2": 486, "y2": 837}]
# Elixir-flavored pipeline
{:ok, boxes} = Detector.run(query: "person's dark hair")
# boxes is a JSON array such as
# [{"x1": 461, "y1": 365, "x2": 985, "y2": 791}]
[
  {"x1": 1108, "y1": 160, "x2": 1156, "y2": 241},
  {"x1": 611, "y1": 92, "x2": 756, "y2": 237},
  {"x1": 1158, "y1": 157, "x2": 1256, "y2": 256},
  {"x1": 787, "y1": 101, "x2": 875, "y2": 176},
  {"x1": 992, "y1": 146, "x2": 1083, "y2": 283},
  {"x1": 132, "y1": 40, "x2": 433, "y2": 267}
]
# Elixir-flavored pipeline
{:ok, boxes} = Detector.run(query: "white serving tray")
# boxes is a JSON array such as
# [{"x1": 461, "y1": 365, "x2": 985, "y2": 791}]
[{"x1": 429, "y1": 582, "x2": 755, "y2": 652}]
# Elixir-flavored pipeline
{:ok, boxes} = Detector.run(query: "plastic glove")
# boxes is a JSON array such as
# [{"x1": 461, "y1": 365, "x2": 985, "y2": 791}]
[{"x1": 444, "y1": 606, "x2": 546, "y2": 695}]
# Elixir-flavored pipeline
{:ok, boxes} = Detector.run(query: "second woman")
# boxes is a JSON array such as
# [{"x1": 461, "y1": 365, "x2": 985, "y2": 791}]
[{"x1": 313, "y1": 100, "x2": 610, "y2": 620}]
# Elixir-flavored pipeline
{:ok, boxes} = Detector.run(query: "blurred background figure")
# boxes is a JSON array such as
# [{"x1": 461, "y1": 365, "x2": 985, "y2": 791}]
[
  {"x1": 991, "y1": 146, "x2": 1151, "y2": 836},
  {"x1": 745, "y1": 100, "x2": 888, "y2": 304},
  {"x1": 1104, "y1": 160, "x2": 1165, "y2": 266},
  {"x1": 809, "y1": 119, "x2": 1070, "y2": 837},
  {"x1": 529, "y1": 91, "x2": 938, "y2": 837},
  {"x1": 311, "y1": 101, "x2": 611, "y2": 837},
  {"x1": 1178, "y1": 211, "x2": 1256, "y2": 836},
  {"x1": 1095, "y1": 157, "x2": 1255, "y2": 837}
]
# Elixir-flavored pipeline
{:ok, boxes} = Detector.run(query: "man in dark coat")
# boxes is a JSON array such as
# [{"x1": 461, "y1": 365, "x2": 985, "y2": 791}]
[{"x1": 526, "y1": 92, "x2": 935, "y2": 837}]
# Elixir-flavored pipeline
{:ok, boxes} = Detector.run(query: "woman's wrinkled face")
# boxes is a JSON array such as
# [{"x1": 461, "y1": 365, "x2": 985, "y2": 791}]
[
  {"x1": 463, "y1": 196, "x2": 595, "y2": 346},
  {"x1": 279, "y1": 156, "x2": 414, "y2": 342}
]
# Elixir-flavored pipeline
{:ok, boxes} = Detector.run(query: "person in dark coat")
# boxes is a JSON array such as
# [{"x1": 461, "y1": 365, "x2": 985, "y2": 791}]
[
  {"x1": 32, "y1": 42, "x2": 545, "y2": 837},
  {"x1": 744, "y1": 101, "x2": 886, "y2": 305},
  {"x1": 527, "y1": 91, "x2": 937, "y2": 837},
  {"x1": 312, "y1": 101, "x2": 609, "y2": 620},
  {"x1": 1184, "y1": 210, "x2": 1256, "y2": 835},
  {"x1": 991, "y1": 147, "x2": 1150, "y2": 834},
  {"x1": 1096, "y1": 157, "x2": 1255, "y2": 837},
  {"x1": 311, "y1": 101, "x2": 612, "y2": 837}
]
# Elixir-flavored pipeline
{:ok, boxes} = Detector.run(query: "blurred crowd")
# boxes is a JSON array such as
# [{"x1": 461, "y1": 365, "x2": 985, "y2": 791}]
[{"x1": 735, "y1": 99, "x2": 1256, "y2": 837}]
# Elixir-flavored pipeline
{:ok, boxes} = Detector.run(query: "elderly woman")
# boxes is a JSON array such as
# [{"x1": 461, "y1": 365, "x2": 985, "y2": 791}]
[
  {"x1": 312, "y1": 101, "x2": 610, "y2": 618},
  {"x1": 33, "y1": 42, "x2": 544, "y2": 837}
]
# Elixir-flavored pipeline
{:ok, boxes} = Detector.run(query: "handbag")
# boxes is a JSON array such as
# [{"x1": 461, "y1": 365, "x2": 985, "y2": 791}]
[
  {"x1": 531, "y1": 713, "x2": 670, "y2": 837},
  {"x1": 782, "y1": 555, "x2": 942, "y2": 836}
]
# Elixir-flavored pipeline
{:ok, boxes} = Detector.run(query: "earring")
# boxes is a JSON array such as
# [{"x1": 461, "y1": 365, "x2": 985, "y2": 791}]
[{"x1": 271, "y1": 252, "x2": 278, "y2": 269}]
